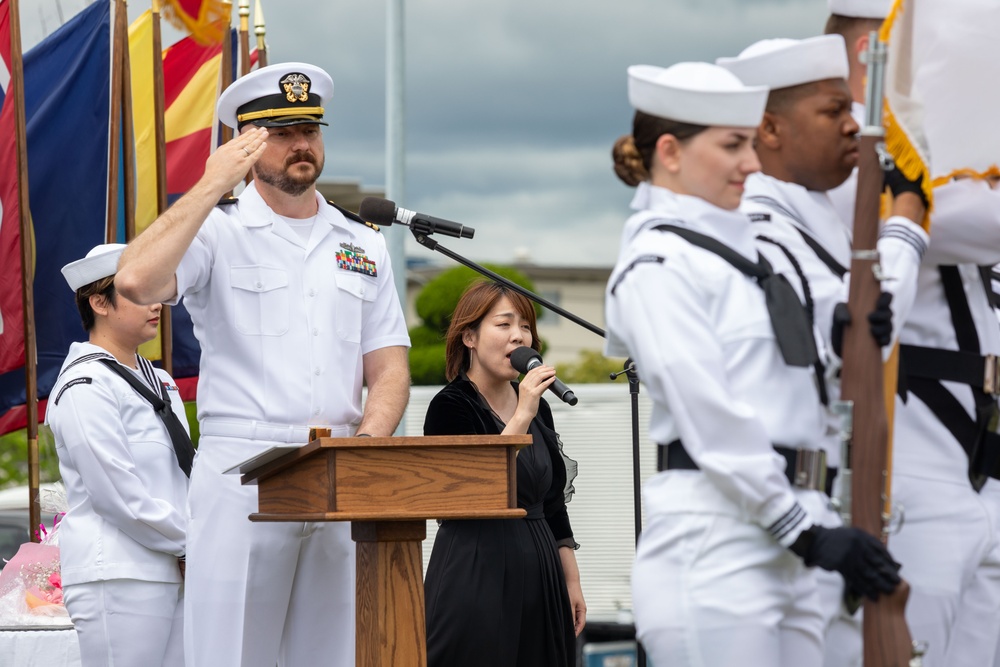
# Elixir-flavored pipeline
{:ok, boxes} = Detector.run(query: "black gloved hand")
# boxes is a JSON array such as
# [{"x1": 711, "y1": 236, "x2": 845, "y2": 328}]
[
  {"x1": 790, "y1": 525, "x2": 901, "y2": 601},
  {"x1": 884, "y1": 164, "x2": 929, "y2": 209},
  {"x1": 830, "y1": 292, "x2": 894, "y2": 357}
]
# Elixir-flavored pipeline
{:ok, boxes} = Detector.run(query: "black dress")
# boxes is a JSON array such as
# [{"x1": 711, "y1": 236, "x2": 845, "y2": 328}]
[{"x1": 423, "y1": 376, "x2": 577, "y2": 667}]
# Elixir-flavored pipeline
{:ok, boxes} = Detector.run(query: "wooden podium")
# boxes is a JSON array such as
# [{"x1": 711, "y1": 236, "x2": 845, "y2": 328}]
[{"x1": 238, "y1": 434, "x2": 531, "y2": 667}]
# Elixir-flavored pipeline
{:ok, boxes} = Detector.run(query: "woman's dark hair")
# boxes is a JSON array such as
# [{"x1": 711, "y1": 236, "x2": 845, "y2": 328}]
[
  {"x1": 444, "y1": 281, "x2": 541, "y2": 382},
  {"x1": 75, "y1": 275, "x2": 117, "y2": 331},
  {"x1": 612, "y1": 110, "x2": 708, "y2": 187}
]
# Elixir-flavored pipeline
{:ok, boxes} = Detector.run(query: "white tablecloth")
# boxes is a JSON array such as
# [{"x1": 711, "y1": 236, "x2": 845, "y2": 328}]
[{"x1": 0, "y1": 625, "x2": 81, "y2": 667}]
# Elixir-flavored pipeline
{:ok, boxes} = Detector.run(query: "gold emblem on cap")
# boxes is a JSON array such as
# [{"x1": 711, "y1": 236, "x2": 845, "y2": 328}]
[{"x1": 281, "y1": 73, "x2": 311, "y2": 103}]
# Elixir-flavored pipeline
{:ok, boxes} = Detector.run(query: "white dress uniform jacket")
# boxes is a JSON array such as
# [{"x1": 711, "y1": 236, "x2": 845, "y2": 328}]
[
  {"x1": 47, "y1": 341, "x2": 189, "y2": 585},
  {"x1": 174, "y1": 181, "x2": 410, "y2": 667},
  {"x1": 890, "y1": 179, "x2": 1000, "y2": 667},
  {"x1": 741, "y1": 172, "x2": 927, "y2": 667},
  {"x1": 47, "y1": 341, "x2": 189, "y2": 667},
  {"x1": 606, "y1": 183, "x2": 829, "y2": 666}
]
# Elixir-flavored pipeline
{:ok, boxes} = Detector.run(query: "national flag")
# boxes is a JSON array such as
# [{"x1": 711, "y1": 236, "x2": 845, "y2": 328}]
[
  {"x1": 0, "y1": 1, "x2": 110, "y2": 434},
  {"x1": 161, "y1": 0, "x2": 228, "y2": 45},
  {"x1": 0, "y1": 0, "x2": 25, "y2": 375},
  {"x1": 881, "y1": 0, "x2": 1000, "y2": 208}
]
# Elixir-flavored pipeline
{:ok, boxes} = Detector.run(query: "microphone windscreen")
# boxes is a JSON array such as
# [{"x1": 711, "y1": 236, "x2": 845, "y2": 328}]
[
  {"x1": 509, "y1": 346, "x2": 541, "y2": 374},
  {"x1": 359, "y1": 197, "x2": 397, "y2": 225}
]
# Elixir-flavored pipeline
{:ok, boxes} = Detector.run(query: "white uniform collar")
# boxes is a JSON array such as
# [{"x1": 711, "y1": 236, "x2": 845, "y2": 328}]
[
  {"x1": 235, "y1": 181, "x2": 355, "y2": 255},
  {"x1": 745, "y1": 172, "x2": 852, "y2": 264},
  {"x1": 626, "y1": 182, "x2": 759, "y2": 260}
]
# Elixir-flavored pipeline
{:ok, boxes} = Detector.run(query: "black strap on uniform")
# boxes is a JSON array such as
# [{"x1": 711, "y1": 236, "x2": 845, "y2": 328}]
[
  {"x1": 746, "y1": 195, "x2": 848, "y2": 279},
  {"x1": 96, "y1": 358, "x2": 195, "y2": 477},
  {"x1": 758, "y1": 235, "x2": 830, "y2": 406},
  {"x1": 653, "y1": 223, "x2": 819, "y2": 369},
  {"x1": 900, "y1": 265, "x2": 1000, "y2": 490}
]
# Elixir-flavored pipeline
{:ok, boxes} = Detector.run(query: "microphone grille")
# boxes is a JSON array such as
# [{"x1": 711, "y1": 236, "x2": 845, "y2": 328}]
[
  {"x1": 358, "y1": 197, "x2": 397, "y2": 226},
  {"x1": 509, "y1": 346, "x2": 540, "y2": 374}
]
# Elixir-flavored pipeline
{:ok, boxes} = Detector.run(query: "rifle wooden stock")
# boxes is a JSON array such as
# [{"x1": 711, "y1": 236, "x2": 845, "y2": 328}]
[{"x1": 840, "y1": 132, "x2": 914, "y2": 667}]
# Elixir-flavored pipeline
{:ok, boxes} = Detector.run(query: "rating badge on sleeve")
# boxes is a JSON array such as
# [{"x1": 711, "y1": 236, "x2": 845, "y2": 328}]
[{"x1": 337, "y1": 243, "x2": 377, "y2": 277}]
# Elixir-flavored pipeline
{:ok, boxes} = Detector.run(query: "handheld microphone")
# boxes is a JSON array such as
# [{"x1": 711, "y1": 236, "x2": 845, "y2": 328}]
[
  {"x1": 509, "y1": 346, "x2": 578, "y2": 406},
  {"x1": 358, "y1": 197, "x2": 475, "y2": 239}
]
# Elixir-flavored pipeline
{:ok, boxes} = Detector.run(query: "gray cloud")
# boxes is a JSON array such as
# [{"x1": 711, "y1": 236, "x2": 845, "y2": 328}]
[{"x1": 28, "y1": 0, "x2": 828, "y2": 266}]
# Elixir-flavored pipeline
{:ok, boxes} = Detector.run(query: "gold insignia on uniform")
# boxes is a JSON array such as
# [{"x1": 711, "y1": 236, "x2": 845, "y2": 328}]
[
  {"x1": 340, "y1": 242, "x2": 366, "y2": 255},
  {"x1": 280, "y1": 73, "x2": 311, "y2": 103}
]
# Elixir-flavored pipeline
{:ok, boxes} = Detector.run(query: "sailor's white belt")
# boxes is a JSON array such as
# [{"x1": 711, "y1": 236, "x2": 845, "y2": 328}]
[{"x1": 200, "y1": 418, "x2": 355, "y2": 443}]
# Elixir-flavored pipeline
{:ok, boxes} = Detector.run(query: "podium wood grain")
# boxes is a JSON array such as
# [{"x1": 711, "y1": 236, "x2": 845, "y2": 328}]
[{"x1": 239, "y1": 435, "x2": 530, "y2": 667}]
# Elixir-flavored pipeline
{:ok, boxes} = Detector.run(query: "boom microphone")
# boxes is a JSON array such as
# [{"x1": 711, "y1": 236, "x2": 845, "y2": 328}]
[
  {"x1": 358, "y1": 197, "x2": 475, "y2": 239},
  {"x1": 509, "y1": 346, "x2": 579, "y2": 406}
]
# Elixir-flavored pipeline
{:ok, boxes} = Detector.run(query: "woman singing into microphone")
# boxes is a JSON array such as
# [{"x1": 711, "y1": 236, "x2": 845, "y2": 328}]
[{"x1": 422, "y1": 281, "x2": 585, "y2": 667}]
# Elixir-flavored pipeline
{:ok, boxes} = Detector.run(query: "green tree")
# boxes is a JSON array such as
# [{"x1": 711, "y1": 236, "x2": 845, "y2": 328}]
[
  {"x1": 409, "y1": 265, "x2": 538, "y2": 385},
  {"x1": 555, "y1": 350, "x2": 629, "y2": 384},
  {"x1": 0, "y1": 427, "x2": 62, "y2": 491}
]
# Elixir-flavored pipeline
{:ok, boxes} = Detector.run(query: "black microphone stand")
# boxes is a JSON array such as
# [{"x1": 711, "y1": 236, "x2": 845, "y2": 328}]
[{"x1": 411, "y1": 229, "x2": 647, "y2": 666}]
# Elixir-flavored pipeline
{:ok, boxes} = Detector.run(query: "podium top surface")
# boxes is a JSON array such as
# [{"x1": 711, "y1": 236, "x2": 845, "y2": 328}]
[{"x1": 235, "y1": 434, "x2": 532, "y2": 483}]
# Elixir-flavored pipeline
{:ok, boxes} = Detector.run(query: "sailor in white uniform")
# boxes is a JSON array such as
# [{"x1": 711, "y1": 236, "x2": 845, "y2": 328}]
[
  {"x1": 717, "y1": 36, "x2": 928, "y2": 666},
  {"x1": 114, "y1": 63, "x2": 411, "y2": 667},
  {"x1": 605, "y1": 62, "x2": 901, "y2": 667},
  {"x1": 823, "y1": 0, "x2": 892, "y2": 227},
  {"x1": 48, "y1": 244, "x2": 193, "y2": 667}
]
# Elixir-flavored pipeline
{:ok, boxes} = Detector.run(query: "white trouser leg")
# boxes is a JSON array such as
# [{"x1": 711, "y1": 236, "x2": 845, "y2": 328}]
[
  {"x1": 278, "y1": 521, "x2": 356, "y2": 666},
  {"x1": 889, "y1": 474, "x2": 998, "y2": 666},
  {"x1": 185, "y1": 435, "x2": 356, "y2": 667},
  {"x1": 64, "y1": 579, "x2": 183, "y2": 667},
  {"x1": 799, "y1": 492, "x2": 862, "y2": 667},
  {"x1": 633, "y1": 512, "x2": 824, "y2": 667}
]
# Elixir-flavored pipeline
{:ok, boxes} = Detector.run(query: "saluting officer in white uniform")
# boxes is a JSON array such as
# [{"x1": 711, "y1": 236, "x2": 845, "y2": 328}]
[
  {"x1": 48, "y1": 244, "x2": 193, "y2": 667},
  {"x1": 115, "y1": 63, "x2": 411, "y2": 667},
  {"x1": 605, "y1": 62, "x2": 901, "y2": 667},
  {"x1": 823, "y1": 0, "x2": 891, "y2": 228},
  {"x1": 716, "y1": 36, "x2": 928, "y2": 667}
]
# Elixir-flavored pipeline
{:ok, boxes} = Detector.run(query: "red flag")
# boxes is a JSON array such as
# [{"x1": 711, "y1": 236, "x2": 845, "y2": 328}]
[{"x1": 0, "y1": 0, "x2": 25, "y2": 375}]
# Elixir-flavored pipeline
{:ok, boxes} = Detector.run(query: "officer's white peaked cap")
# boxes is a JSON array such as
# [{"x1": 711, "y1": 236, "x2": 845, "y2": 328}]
[
  {"x1": 627, "y1": 62, "x2": 769, "y2": 128},
  {"x1": 61, "y1": 244, "x2": 127, "y2": 291},
  {"x1": 828, "y1": 0, "x2": 891, "y2": 19},
  {"x1": 717, "y1": 35, "x2": 849, "y2": 90},
  {"x1": 217, "y1": 62, "x2": 334, "y2": 130}
]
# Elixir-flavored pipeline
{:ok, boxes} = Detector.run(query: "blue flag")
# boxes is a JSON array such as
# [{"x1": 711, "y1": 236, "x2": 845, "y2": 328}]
[{"x1": 0, "y1": 1, "x2": 110, "y2": 428}]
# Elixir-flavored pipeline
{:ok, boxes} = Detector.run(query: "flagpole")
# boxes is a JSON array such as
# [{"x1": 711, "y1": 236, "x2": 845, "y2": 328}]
[
  {"x1": 219, "y1": 1, "x2": 233, "y2": 148},
  {"x1": 253, "y1": 0, "x2": 267, "y2": 68},
  {"x1": 9, "y1": 0, "x2": 40, "y2": 541},
  {"x1": 238, "y1": 0, "x2": 250, "y2": 77},
  {"x1": 105, "y1": 0, "x2": 128, "y2": 243},
  {"x1": 121, "y1": 0, "x2": 136, "y2": 243},
  {"x1": 151, "y1": 0, "x2": 173, "y2": 375}
]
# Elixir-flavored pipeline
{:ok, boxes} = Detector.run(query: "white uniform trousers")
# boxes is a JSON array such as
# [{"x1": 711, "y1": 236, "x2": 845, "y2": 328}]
[
  {"x1": 63, "y1": 579, "x2": 183, "y2": 667},
  {"x1": 803, "y1": 490, "x2": 862, "y2": 667},
  {"x1": 889, "y1": 473, "x2": 1000, "y2": 666},
  {"x1": 633, "y1": 509, "x2": 825, "y2": 667},
  {"x1": 184, "y1": 435, "x2": 355, "y2": 667},
  {"x1": 951, "y1": 480, "x2": 1000, "y2": 667}
]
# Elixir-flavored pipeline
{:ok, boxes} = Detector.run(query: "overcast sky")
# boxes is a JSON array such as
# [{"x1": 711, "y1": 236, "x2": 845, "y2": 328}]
[{"x1": 27, "y1": 0, "x2": 828, "y2": 268}]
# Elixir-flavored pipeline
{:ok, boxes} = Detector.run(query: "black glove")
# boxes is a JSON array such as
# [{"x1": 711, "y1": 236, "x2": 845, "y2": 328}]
[
  {"x1": 884, "y1": 164, "x2": 929, "y2": 209},
  {"x1": 790, "y1": 525, "x2": 901, "y2": 601},
  {"x1": 830, "y1": 292, "x2": 894, "y2": 357}
]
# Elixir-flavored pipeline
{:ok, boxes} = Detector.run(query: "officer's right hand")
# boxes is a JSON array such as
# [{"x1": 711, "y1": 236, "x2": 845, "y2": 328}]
[
  {"x1": 203, "y1": 126, "x2": 268, "y2": 195},
  {"x1": 791, "y1": 525, "x2": 901, "y2": 600}
]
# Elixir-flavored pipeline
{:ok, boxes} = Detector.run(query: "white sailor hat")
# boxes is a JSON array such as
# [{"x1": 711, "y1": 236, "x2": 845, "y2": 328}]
[
  {"x1": 61, "y1": 244, "x2": 126, "y2": 292},
  {"x1": 217, "y1": 62, "x2": 334, "y2": 130},
  {"x1": 627, "y1": 62, "x2": 769, "y2": 128},
  {"x1": 828, "y1": 0, "x2": 891, "y2": 19},
  {"x1": 716, "y1": 35, "x2": 849, "y2": 90}
]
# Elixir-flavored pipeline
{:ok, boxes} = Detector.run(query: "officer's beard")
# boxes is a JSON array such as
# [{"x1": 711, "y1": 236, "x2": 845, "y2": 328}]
[{"x1": 255, "y1": 151, "x2": 325, "y2": 196}]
